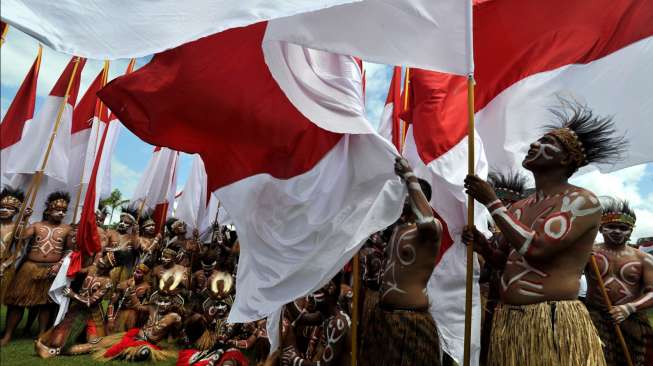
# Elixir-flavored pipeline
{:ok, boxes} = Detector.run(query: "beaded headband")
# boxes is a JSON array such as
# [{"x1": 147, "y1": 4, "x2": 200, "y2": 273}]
[
  {"x1": 494, "y1": 187, "x2": 522, "y2": 204},
  {"x1": 47, "y1": 199, "x2": 69, "y2": 211},
  {"x1": 136, "y1": 263, "x2": 150, "y2": 273},
  {"x1": 120, "y1": 212, "x2": 136, "y2": 223},
  {"x1": 161, "y1": 248, "x2": 177, "y2": 257},
  {"x1": 601, "y1": 212, "x2": 636, "y2": 228},
  {"x1": 547, "y1": 128, "x2": 588, "y2": 168},
  {"x1": 0, "y1": 195, "x2": 21, "y2": 210},
  {"x1": 141, "y1": 218, "x2": 155, "y2": 227}
]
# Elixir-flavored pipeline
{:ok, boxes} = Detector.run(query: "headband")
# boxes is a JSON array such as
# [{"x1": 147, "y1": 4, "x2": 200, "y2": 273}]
[{"x1": 547, "y1": 128, "x2": 587, "y2": 168}]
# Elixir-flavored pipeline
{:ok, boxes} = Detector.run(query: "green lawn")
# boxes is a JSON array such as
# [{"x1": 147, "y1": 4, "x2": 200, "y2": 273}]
[{"x1": 0, "y1": 305, "x2": 177, "y2": 366}]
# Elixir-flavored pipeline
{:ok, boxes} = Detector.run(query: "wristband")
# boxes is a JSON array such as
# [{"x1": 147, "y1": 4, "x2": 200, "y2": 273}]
[{"x1": 403, "y1": 172, "x2": 416, "y2": 180}]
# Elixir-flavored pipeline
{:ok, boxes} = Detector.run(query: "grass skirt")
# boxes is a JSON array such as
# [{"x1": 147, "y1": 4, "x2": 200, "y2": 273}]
[
  {"x1": 360, "y1": 305, "x2": 440, "y2": 366},
  {"x1": 587, "y1": 303, "x2": 653, "y2": 366},
  {"x1": 4, "y1": 260, "x2": 54, "y2": 306},
  {"x1": 488, "y1": 300, "x2": 605, "y2": 366},
  {"x1": 92, "y1": 328, "x2": 175, "y2": 362},
  {"x1": 0, "y1": 264, "x2": 16, "y2": 304}
]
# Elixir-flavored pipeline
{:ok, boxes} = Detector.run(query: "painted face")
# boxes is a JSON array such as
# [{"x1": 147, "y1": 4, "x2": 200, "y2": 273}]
[
  {"x1": 156, "y1": 299, "x2": 172, "y2": 313},
  {"x1": 95, "y1": 211, "x2": 107, "y2": 226},
  {"x1": 117, "y1": 216, "x2": 134, "y2": 233},
  {"x1": 142, "y1": 223, "x2": 156, "y2": 236},
  {"x1": 522, "y1": 134, "x2": 566, "y2": 171},
  {"x1": 172, "y1": 220, "x2": 187, "y2": 235},
  {"x1": 134, "y1": 268, "x2": 145, "y2": 281},
  {"x1": 160, "y1": 253, "x2": 174, "y2": 266},
  {"x1": 601, "y1": 222, "x2": 633, "y2": 246},
  {"x1": 0, "y1": 206, "x2": 17, "y2": 219},
  {"x1": 48, "y1": 208, "x2": 67, "y2": 222}
]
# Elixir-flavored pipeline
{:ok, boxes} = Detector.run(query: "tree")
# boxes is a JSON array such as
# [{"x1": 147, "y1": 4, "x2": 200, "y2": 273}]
[{"x1": 100, "y1": 189, "x2": 129, "y2": 225}]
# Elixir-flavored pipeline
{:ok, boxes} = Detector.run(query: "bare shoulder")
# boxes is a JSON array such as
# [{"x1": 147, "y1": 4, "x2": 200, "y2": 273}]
[
  {"x1": 565, "y1": 186, "x2": 601, "y2": 209},
  {"x1": 636, "y1": 249, "x2": 653, "y2": 266}
]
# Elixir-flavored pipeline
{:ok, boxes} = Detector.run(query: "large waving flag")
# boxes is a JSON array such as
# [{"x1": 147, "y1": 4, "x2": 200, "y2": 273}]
[
  {"x1": 174, "y1": 154, "x2": 208, "y2": 231},
  {"x1": 472, "y1": 0, "x2": 653, "y2": 173},
  {"x1": 401, "y1": 69, "x2": 488, "y2": 364},
  {"x1": 4, "y1": 56, "x2": 86, "y2": 221},
  {"x1": 98, "y1": 22, "x2": 406, "y2": 351},
  {"x1": 130, "y1": 147, "x2": 179, "y2": 233},
  {"x1": 376, "y1": 66, "x2": 403, "y2": 150},
  {"x1": 3, "y1": 0, "x2": 472, "y2": 75},
  {"x1": 1, "y1": 46, "x2": 41, "y2": 187}
]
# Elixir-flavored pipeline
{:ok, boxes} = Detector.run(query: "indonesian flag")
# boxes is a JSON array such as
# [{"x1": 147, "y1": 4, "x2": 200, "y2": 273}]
[
  {"x1": 130, "y1": 147, "x2": 179, "y2": 233},
  {"x1": 4, "y1": 56, "x2": 86, "y2": 221},
  {"x1": 1, "y1": 46, "x2": 41, "y2": 187},
  {"x1": 401, "y1": 69, "x2": 488, "y2": 364},
  {"x1": 376, "y1": 66, "x2": 403, "y2": 150},
  {"x1": 3, "y1": 0, "x2": 472, "y2": 75},
  {"x1": 98, "y1": 22, "x2": 405, "y2": 351},
  {"x1": 174, "y1": 154, "x2": 208, "y2": 231},
  {"x1": 472, "y1": 0, "x2": 653, "y2": 173}
]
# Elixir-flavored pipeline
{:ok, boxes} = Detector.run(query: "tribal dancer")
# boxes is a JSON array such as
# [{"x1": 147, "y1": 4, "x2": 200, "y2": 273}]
[
  {"x1": 107, "y1": 263, "x2": 152, "y2": 333},
  {"x1": 465, "y1": 101, "x2": 626, "y2": 366},
  {"x1": 137, "y1": 213, "x2": 160, "y2": 265},
  {"x1": 0, "y1": 187, "x2": 25, "y2": 303},
  {"x1": 2, "y1": 192, "x2": 74, "y2": 345},
  {"x1": 359, "y1": 157, "x2": 442, "y2": 366},
  {"x1": 34, "y1": 251, "x2": 126, "y2": 358},
  {"x1": 465, "y1": 171, "x2": 528, "y2": 364},
  {"x1": 107, "y1": 206, "x2": 140, "y2": 285},
  {"x1": 282, "y1": 276, "x2": 352, "y2": 366},
  {"x1": 190, "y1": 251, "x2": 219, "y2": 311},
  {"x1": 358, "y1": 232, "x2": 384, "y2": 348},
  {"x1": 152, "y1": 247, "x2": 189, "y2": 294},
  {"x1": 95, "y1": 203, "x2": 118, "y2": 261},
  {"x1": 165, "y1": 218, "x2": 200, "y2": 268},
  {"x1": 585, "y1": 198, "x2": 653, "y2": 366}
]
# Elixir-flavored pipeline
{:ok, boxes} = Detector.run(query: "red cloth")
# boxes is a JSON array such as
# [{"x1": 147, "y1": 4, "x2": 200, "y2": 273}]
[
  {"x1": 218, "y1": 349, "x2": 249, "y2": 366},
  {"x1": 66, "y1": 250, "x2": 82, "y2": 278},
  {"x1": 103, "y1": 328, "x2": 161, "y2": 359},
  {"x1": 176, "y1": 348, "x2": 248, "y2": 366}
]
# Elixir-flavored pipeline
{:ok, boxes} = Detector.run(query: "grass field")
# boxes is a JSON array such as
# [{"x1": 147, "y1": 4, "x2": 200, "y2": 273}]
[{"x1": 1, "y1": 305, "x2": 653, "y2": 365}]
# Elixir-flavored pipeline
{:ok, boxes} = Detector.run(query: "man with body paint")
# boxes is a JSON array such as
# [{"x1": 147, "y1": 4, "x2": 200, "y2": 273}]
[
  {"x1": 464, "y1": 101, "x2": 627, "y2": 366},
  {"x1": 585, "y1": 198, "x2": 653, "y2": 366}
]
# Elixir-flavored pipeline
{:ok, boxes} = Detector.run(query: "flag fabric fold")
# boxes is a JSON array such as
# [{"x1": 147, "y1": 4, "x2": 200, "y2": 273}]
[
  {"x1": 175, "y1": 154, "x2": 208, "y2": 231},
  {"x1": 377, "y1": 66, "x2": 402, "y2": 150},
  {"x1": 1, "y1": 0, "x2": 360, "y2": 59},
  {"x1": 401, "y1": 68, "x2": 488, "y2": 364},
  {"x1": 98, "y1": 21, "x2": 405, "y2": 353}
]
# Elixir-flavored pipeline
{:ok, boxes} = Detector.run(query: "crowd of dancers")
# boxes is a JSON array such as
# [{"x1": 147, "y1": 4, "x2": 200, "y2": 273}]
[{"x1": 0, "y1": 102, "x2": 652, "y2": 365}]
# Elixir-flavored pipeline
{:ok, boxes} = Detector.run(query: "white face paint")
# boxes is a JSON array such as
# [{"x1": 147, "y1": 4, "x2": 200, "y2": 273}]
[
  {"x1": 601, "y1": 225, "x2": 633, "y2": 246},
  {"x1": 0, "y1": 207, "x2": 16, "y2": 219},
  {"x1": 523, "y1": 141, "x2": 562, "y2": 164}
]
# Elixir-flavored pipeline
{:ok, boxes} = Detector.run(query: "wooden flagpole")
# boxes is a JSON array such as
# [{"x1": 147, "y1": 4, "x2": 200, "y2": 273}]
[
  {"x1": 589, "y1": 255, "x2": 634, "y2": 366},
  {"x1": 71, "y1": 60, "x2": 110, "y2": 224},
  {"x1": 400, "y1": 67, "x2": 411, "y2": 151},
  {"x1": 13, "y1": 56, "x2": 81, "y2": 239},
  {"x1": 463, "y1": 73, "x2": 475, "y2": 366},
  {"x1": 351, "y1": 253, "x2": 360, "y2": 366}
]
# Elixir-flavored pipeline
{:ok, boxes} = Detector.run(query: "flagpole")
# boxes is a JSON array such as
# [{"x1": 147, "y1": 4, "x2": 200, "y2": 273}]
[
  {"x1": 71, "y1": 60, "x2": 110, "y2": 224},
  {"x1": 400, "y1": 67, "x2": 411, "y2": 151},
  {"x1": 351, "y1": 253, "x2": 360, "y2": 366},
  {"x1": 463, "y1": 74, "x2": 475, "y2": 366},
  {"x1": 13, "y1": 56, "x2": 80, "y2": 239},
  {"x1": 589, "y1": 255, "x2": 634, "y2": 366}
]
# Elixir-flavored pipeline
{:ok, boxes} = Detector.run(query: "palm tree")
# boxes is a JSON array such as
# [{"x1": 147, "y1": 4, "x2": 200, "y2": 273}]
[{"x1": 100, "y1": 189, "x2": 129, "y2": 225}]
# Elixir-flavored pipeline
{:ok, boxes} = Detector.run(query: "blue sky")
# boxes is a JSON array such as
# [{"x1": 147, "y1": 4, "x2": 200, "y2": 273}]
[{"x1": 2, "y1": 27, "x2": 652, "y2": 240}]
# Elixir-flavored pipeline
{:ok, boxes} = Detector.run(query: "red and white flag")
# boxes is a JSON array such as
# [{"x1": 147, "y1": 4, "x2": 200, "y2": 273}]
[
  {"x1": 4, "y1": 0, "x2": 472, "y2": 75},
  {"x1": 472, "y1": 0, "x2": 653, "y2": 173},
  {"x1": 174, "y1": 154, "x2": 208, "y2": 231},
  {"x1": 98, "y1": 22, "x2": 405, "y2": 351},
  {"x1": 130, "y1": 147, "x2": 179, "y2": 233},
  {"x1": 1, "y1": 46, "x2": 41, "y2": 187},
  {"x1": 377, "y1": 66, "x2": 403, "y2": 150},
  {"x1": 4, "y1": 56, "x2": 86, "y2": 221},
  {"x1": 401, "y1": 69, "x2": 488, "y2": 364}
]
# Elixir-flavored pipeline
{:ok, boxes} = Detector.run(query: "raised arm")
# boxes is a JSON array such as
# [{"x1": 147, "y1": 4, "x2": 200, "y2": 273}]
[
  {"x1": 66, "y1": 280, "x2": 112, "y2": 307},
  {"x1": 394, "y1": 158, "x2": 441, "y2": 239}
]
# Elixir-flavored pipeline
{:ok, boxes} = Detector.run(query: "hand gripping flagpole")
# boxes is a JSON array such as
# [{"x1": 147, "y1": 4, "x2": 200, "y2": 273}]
[
  {"x1": 13, "y1": 56, "x2": 81, "y2": 241},
  {"x1": 0, "y1": 23, "x2": 8, "y2": 47},
  {"x1": 589, "y1": 255, "x2": 634, "y2": 366},
  {"x1": 463, "y1": 2, "x2": 475, "y2": 365}
]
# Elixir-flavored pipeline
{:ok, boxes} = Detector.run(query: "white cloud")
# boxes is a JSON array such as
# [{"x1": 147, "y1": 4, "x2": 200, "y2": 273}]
[
  {"x1": 363, "y1": 62, "x2": 392, "y2": 128},
  {"x1": 571, "y1": 165, "x2": 653, "y2": 242}
]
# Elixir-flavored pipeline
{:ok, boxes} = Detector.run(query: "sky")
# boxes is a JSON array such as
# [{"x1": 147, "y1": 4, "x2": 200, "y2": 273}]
[{"x1": 2, "y1": 26, "x2": 652, "y2": 241}]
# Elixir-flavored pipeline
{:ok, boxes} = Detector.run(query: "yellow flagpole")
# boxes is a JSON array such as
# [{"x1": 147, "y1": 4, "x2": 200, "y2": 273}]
[
  {"x1": 350, "y1": 253, "x2": 360, "y2": 366},
  {"x1": 0, "y1": 23, "x2": 9, "y2": 47},
  {"x1": 71, "y1": 60, "x2": 110, "y2": 224},
  {"x1": 400, "y1": 67, "x2": 411, "y2": 151},
  {"x1": 463, "y1": 74, "x2": 475, "y2": 366}
]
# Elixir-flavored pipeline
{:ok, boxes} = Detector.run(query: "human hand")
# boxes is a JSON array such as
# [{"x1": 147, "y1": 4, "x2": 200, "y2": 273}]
[
  {"x1": 394, "y1": 157, "x2": 416, "y2": 181},
  {"x1": 610, "y1": 304, "x2": 635, "y2": 323},
  {"x1": 464, "y1": 175, "x2": 499, "y2": 206}
]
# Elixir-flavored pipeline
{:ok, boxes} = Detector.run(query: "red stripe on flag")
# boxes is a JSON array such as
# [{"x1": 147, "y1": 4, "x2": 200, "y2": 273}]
[
  {"x1": 473, "y1": 0, "x2": 653, "y2": 111},
  {"x1": 0, "y1": 49, "x2": 41, "y2": 149},
  {"x1": 98, "y1": 22, "x2": 342, "y2": 193},
  {"x1": 50, "y1": 57, "x2": 87, "y2": 104},
  {"x1": 71, "y1": 70, "x2": 105, "y2": 134}
]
